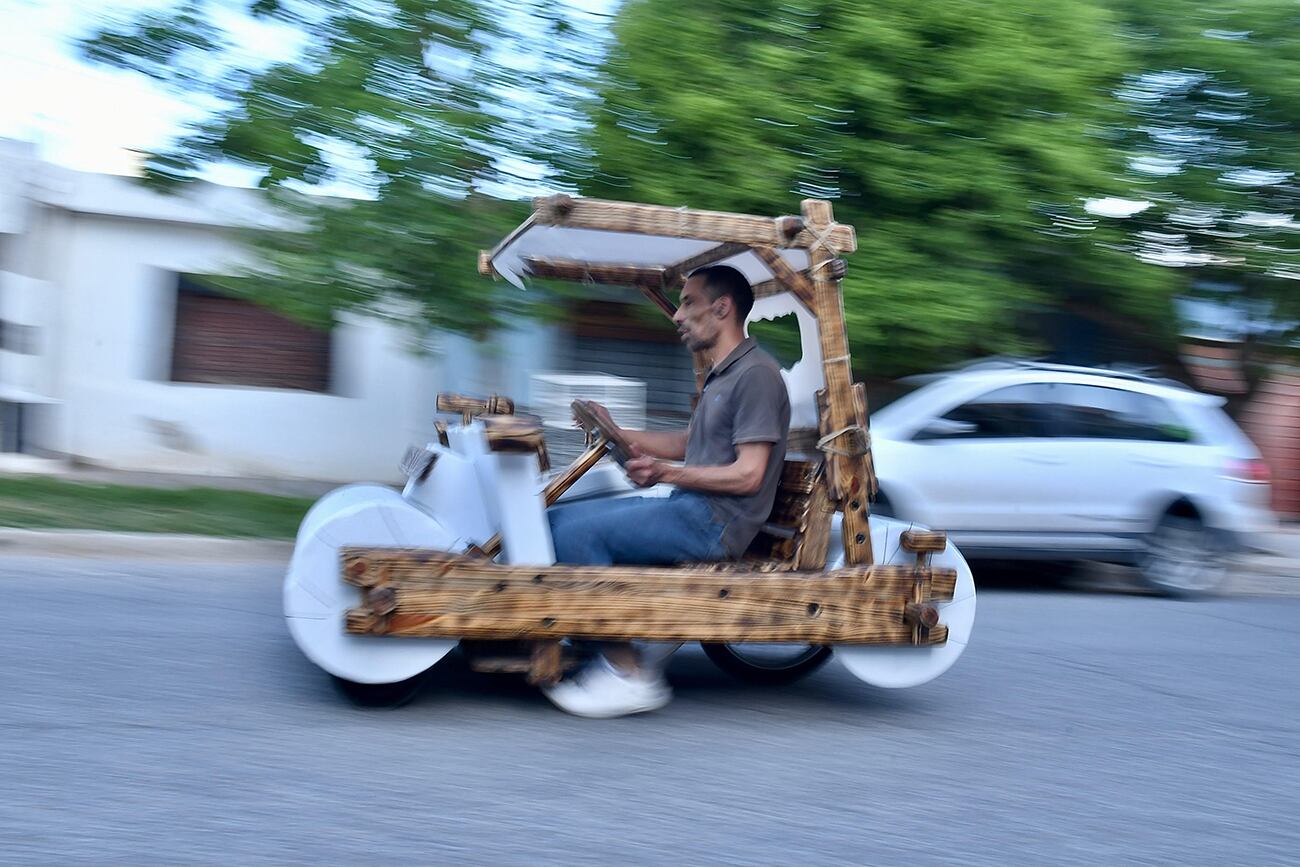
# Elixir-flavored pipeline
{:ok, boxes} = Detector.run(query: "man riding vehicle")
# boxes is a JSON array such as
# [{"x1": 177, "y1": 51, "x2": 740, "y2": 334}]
[{"x1": 544, "y1": 264, "x2": 791, "y2": 718}]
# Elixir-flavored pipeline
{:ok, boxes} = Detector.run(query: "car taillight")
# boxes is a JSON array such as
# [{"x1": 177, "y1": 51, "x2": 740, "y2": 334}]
[{"x1": 1224, "y1": 458, "x2": 1271, "y2": 483}]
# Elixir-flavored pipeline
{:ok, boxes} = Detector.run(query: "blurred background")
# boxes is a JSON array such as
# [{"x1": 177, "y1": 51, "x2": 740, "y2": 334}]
[
  {"x1": 4, "y1": 5, "x2": 1300, "y2": 862},
  {"x1": 0, "y1": 0, "x2": 1295, "y2": 580}
]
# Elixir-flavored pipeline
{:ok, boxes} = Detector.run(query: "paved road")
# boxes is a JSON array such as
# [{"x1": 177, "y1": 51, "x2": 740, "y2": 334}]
[{"x1": 3, "y1": 556, "x2": 1299, "y2": 866}]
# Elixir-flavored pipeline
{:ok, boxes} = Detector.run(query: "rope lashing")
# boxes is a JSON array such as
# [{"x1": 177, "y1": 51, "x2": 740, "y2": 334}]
[
  {"x1": 817, "y1": 424, "x2": 871, "y2": 457},
  {"x1": 806, "y1": 223, "x2": 841, "y2": 258}
]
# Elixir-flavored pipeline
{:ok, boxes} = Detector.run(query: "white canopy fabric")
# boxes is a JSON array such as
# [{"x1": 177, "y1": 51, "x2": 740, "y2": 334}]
[{"x1": 488, "y1": 223, "x2": 810, "y2": 290}]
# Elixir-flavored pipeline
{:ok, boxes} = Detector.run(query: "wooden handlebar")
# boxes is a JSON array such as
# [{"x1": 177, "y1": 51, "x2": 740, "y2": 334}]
[
  {"x1": 570, "y1": 399, "x2": 634, "y2": 466},
  {"x1": 436, "y1": 393, "x2": 515, "y2": 424}
]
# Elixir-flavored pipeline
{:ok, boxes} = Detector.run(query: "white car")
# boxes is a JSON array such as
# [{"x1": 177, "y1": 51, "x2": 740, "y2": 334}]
[{"x1": 869, "y1": 361, "x2": 1276, "y2": 595}]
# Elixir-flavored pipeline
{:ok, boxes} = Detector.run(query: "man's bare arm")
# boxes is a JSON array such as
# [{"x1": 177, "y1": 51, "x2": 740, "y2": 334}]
[
  {"x1": 583, "y1": 401, "x2": 686, "y2": 460},
  {"x1": 624, "y1": 429, "x2": 688, "y2": 461},
  {"x1": 626, "y1": 442, "x2": 773, "y2": 496}
]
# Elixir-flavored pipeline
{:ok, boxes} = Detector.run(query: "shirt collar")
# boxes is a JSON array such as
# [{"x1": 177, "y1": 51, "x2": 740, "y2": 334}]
[{"x1": 706, "y1": 337, "x2": 758, "y2": 381}]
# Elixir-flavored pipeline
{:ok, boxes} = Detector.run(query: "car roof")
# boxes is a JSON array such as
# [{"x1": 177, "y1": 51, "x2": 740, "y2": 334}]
[{"x1": 872, "y1": 362, "x2": 1224, "y2": 432}]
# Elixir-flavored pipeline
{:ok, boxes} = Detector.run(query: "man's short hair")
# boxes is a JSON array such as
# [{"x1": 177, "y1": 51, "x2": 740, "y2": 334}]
[{"x1": 690, "y1": 265, "x2": 754, "y2": 324}]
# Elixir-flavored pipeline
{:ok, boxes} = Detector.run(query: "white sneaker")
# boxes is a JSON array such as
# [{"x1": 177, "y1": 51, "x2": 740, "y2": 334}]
[{"x1": 543, "y1": 657, "x2": 672, "y2": 719}]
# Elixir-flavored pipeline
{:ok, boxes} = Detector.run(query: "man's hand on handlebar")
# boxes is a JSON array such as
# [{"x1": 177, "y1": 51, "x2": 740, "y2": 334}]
[
  {"x1": 576, "y1": 400, "x2": 621, "y2": 438},
  {"x1": 625, "y1": 444, "x2": 669, "y2": 488}
]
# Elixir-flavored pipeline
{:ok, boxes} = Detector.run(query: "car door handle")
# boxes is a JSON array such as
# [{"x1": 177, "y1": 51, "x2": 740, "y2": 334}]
[
  {"x1": 1133, "y1": 458, "x2": 1175, "y2": 467},
  {"x1": 1022, "y1": 456, "x2": 1065, "y2": 465}
]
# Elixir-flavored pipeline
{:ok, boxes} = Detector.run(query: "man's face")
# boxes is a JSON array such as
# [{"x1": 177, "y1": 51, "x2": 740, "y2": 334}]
[{"x1": 674, "y1": 275, "x2": 724, "y2": 353}]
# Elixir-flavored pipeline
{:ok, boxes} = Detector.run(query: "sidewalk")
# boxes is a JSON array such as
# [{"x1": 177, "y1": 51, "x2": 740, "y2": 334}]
[
  {"x1": 0, "y1": 456, "x2": 1295, "y2": 590},
  {"x1": 0, "y1": 527, "x2": 294, "y2": 561},
  {"x1": 0, "y1": 454, "x2": 339, "y2": 497}
]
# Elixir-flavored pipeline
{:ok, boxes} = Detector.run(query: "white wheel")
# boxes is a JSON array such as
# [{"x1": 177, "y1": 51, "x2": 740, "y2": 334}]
[
  {"x1": 832, "y1": 515, "x2": 977, "y2": 689},
  {"x1": 284, "y1": 485, "x2": 458, "y2": 685}
]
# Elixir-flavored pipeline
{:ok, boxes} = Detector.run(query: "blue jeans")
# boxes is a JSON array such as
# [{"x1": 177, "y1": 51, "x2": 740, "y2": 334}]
[{"x1": 548, "y1": 491, "x2": 728, "y2": 566}]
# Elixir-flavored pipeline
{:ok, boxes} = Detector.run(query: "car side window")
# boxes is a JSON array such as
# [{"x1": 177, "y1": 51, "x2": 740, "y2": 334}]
[
  {"x1": 1053, "y1": 385, "x2": 1193, "y2": 442},
  {"x1": 917, "y1": 384, "x2": 1055, "y2": 440}
]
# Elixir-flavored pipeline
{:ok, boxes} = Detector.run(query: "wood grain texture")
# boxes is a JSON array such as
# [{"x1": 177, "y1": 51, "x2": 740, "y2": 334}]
[
  {"x1": 531, "y1": 195, "x2": 857, "y2": 252},
  {"x1": 527, "y1": 640, "x2": 564, "y2": 686},
  {"x1": 901, "y1": 530, "x2": 948, "y2": 553},
  {"x1": 663, "y1": 241, "x2": 751, "y2": 284},
  {"x1": 750, "y1": 246, "x2": 816, "y2": 307},
  {"x1": 436, "y1": 393, "x2": 515, "y2": 423},
  {"x1": 341, "y1": 550, "x2": 954, "y2": 643},
  {"x1": 523, "y1": 257, "x2": 667, "y2": 288},
  {"x1": 800, "y1": 199, "x2": 873, "y2": 566}
]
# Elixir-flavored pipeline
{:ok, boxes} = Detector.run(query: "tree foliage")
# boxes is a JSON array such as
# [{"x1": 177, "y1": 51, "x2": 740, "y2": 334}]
[
  {"x1": 1097, "y1": 0, "x2": 1299, "y2": 356},
  {"x1": 582, "y1": 0, "x2": 1176, "y2": 376},
  {"x1": 79, "y1": 0, "x2": 605, "y2": 333},
  {"x1": 79, "y1": 0, "x2": 1296, "y2": 378}
]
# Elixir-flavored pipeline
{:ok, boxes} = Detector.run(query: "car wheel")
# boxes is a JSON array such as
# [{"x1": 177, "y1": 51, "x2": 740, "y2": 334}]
[
  {"x1": 1139, "y1": 512, "x2": 1227, "y2": 598},
  {"x1": 331, "y1": 671, "x2": 428, "y2": 708},
  {"x1": 871, "y1": 490, "x2": 895, "y2": 518},
  {"x1": 701, "y1": 642, "x2": 833, "y2": 685}
]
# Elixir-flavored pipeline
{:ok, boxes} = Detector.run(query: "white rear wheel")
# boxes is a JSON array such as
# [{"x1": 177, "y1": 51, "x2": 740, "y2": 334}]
[{"x1": 833, "y1": 516, "x2": 977, "y2": 689}]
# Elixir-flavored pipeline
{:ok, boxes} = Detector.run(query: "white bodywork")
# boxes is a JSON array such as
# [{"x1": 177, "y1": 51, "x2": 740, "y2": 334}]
[{"x1": 284, "y1": 422, "x2": 561, "y2": 684}]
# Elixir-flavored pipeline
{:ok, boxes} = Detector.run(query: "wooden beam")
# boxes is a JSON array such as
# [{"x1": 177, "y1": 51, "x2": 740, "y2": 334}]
[
  {"x1": 341, "y1": 550, "x2": 954, "y2": 644},
  {"x1": 750, "y1": 246, "x2": 816, "y2": 307},
  {"x1": 637, "y1": 286, "x2": 677, "y2": 320},
  {"x1": 532, "y1": 195, "x2": 857, "y2": 253},
  {"x1": 521, "y1": 256, "x2": 678, "y2": 322},
  {"x1": 522, "y1": 257, "x2": 667, "y2": 288},
  {"x1": 663, "y1": 241, "x2": 751, "y2": 285}
]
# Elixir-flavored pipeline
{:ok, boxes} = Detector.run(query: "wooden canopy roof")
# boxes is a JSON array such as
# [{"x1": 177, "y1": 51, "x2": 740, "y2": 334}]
[{"x1": 479, "y1": 195, "x2": 856, "y2": 310}]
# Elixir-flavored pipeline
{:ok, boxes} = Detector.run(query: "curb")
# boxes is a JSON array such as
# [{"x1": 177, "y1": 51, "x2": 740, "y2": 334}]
[{"x1": 0, "y1": 528, "x2": 294, "y2": 562}]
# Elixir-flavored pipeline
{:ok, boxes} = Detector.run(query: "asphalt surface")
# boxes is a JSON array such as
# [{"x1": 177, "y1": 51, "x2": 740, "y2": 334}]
[{"x1": 3, "y1": 555, "x2": 1299, "y2": 865}]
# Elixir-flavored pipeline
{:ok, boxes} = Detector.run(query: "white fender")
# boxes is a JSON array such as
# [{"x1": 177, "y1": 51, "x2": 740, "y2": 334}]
[
  {"x1": 832, "y1": 514, "x2": 977, "y2": 688},
  {"x1": 283, "y1": 484, "x2": 459, "y2": 684}
]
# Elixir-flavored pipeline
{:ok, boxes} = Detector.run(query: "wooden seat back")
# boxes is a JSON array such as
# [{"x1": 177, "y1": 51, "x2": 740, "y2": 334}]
[{"x1": 744, "y1": 457, "x2": 834, "y2": 570}]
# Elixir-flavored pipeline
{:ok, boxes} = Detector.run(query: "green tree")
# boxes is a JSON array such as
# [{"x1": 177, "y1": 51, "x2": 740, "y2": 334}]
[
  {"x1": 1095, "y1": 0, "x2": 1299, "y2": 372},
  {"x1": 582, "y1": 0, "x2": 1177, "y2": 377},
  {"x1": 79, "y1": 0, "x2": 606, "y2": 333}
]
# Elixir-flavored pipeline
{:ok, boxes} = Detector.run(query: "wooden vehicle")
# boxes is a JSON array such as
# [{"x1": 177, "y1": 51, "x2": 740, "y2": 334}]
[{"x1": 283, "y1": 196, "x2": 976, "y2": 706}]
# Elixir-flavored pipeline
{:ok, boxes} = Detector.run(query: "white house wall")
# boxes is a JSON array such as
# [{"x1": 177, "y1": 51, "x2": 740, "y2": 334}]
[{"x1": 28, "y1": 210, "x2": 438, "y2": 483}]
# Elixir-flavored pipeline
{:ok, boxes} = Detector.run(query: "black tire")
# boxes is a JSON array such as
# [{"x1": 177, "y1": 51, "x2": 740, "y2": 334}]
[
  {"x1": 331, "y1": 671, "x2": 428, "y2": 708},
  {"x1": 1139, "y1": 511, "x2": 1227, "y2": 598},
  {"x1": 701, "y1": 642, "x2": 833, "y2": 685},
  {"x1": 870, "y1": 491, "x2": 895, "y2": 518}
]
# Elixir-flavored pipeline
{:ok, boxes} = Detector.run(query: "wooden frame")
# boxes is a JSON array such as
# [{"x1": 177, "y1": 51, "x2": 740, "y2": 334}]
[
  {"x1": 343, "y1": 549, "x2": 952, "y2": 645},
  {"x1": 351, "y1": 197, "x2": 918, "y2": 680}
]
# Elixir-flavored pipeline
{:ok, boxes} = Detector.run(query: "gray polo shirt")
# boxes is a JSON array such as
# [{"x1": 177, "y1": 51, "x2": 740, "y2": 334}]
[{"x1": 685, "y1": 337, "x2": 791, "y2": 558}]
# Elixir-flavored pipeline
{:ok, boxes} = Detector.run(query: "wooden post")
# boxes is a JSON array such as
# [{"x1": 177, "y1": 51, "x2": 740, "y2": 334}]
[
  {"x1": 527, "y1": 641, "x2": 564, "y2": 686},
  {"x1": 801, "y1": 199, "x2": 874, "y2": 566}
]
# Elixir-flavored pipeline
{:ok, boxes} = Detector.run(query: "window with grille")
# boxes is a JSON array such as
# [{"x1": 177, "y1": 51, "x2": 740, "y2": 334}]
[{"x1": 169, "y1": 274, "x2": 331, "y2": 392}]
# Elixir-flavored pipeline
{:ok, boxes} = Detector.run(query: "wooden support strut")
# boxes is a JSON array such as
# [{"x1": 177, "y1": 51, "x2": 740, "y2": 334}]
[
  {"x1": 532, "y1": 195, "x2": 857, "y2": 253},
  {"x1": 750, "y1": 246, "x2": 816, "y2": 308},
  {"x1": 902, "y1": 529, "x2": 947, "y2": 643},
  {"x1": 663, "y1": 241, "x2": 751, "y2": 286},
  {"x1": 801, "y1": 200, "x2": 875, "y2": 567}
]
